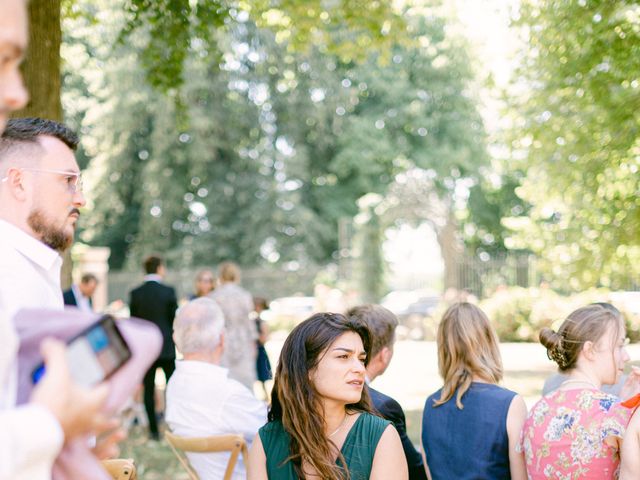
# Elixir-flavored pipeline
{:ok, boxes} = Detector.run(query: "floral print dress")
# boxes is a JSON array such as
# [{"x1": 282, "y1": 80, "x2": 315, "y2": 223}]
[{"x1": 518, "y1": 388, "x2": 633, "y2": 479}]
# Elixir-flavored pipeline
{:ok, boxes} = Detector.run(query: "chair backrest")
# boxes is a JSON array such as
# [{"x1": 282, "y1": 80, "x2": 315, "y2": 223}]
[
  {"x1": 101, "y1": 458, "x2": 137, "y2": 480},
  {"x1": 164, "y1": 431, "x2": 249, "y2": 480}
]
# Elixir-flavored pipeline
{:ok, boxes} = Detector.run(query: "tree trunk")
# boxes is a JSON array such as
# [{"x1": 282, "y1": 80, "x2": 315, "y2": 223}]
[
  {"x1": 358, "y1": 206, "x2": 385, "y2": 303},
  {"x1": 16, "y1": 0, "x2": 62, "y2": 121},
  {"x1": 437, "y1": 208, "x2": 463, "y2": 291},
  {"x1": 14, "y1": 0, "x2": 72, "y2": 289}
]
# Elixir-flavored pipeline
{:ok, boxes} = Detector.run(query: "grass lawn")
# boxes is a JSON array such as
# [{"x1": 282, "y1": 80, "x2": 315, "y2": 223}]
[{"x1": 118, "y1": 425, "x2": 190, "y2": 479}]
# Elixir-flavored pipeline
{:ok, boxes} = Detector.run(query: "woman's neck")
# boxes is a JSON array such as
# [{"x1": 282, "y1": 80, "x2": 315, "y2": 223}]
[
  {"x1": 322, "y1": 401, "x2": 348, "y2": 437},
  {"x1": 566, "y1": 367, "x2": 602, "y2": 389},
  {"x1": 471, "y1": 374, "x2": 494, "y2": 384}
]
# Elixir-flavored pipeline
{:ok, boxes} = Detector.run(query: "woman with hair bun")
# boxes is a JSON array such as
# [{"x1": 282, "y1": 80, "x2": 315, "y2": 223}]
[
  {"x1": 247, "y1": 312, "x2": 407, "y2": 480},
  {"x1": 520, "y1": 303, "x2": 640, "y2": 479}
]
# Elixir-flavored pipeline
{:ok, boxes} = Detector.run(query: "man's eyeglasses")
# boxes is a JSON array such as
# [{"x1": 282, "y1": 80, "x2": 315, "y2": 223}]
[{"x1": 2, "y1": 167, "x2": 83, "y2": 193}]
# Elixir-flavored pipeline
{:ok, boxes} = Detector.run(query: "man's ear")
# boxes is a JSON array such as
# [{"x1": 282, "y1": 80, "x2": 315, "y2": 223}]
[
  {"x1": 2, "y1": 167, "x2": 28, "y2": 201},
  {"x1": 379, "y1": 346, "x2": 394, "y2": 369},
  {"x1": 369, "y1": 349, "x2": 385, "y2": 370}
]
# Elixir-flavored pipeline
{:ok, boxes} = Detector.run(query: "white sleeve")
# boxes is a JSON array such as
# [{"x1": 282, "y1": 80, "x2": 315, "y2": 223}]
[
  {"x1": 0, "y1": 404, "x2": 64, "y2": 480},
  {"x1": 224, "y1": 389, "x2": 267, "y2": 445}
]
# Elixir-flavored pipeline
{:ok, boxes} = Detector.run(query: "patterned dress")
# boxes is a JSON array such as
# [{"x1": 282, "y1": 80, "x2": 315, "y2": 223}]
[{"x1": 518, "y1": 388, "x2": 633, "y2": 480}]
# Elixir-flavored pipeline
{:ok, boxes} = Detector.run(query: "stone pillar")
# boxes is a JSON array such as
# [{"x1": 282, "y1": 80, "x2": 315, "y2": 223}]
[{"x1": 71, "y1": 245, "x2": 111, "y2": 312}]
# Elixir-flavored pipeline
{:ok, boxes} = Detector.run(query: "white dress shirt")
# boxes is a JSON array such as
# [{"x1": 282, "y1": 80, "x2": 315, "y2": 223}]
[
  {"x1": 166, "y1": 360, "x2": 267, "y2": 480},
  {"x1": 143, "y1": 273, "x2": 163, "y2": 283},
  {"x1": 0, "y1": 219, "x2": 64, "y2": 480},
  {"x1": 70, "y1": 284, "x2": 92, "y2": 312}
]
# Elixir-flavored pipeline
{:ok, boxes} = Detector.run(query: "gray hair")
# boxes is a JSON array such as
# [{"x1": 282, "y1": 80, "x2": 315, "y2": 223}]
[{"x1": 173, "y1": 297, "x2": 225, "y2": 354}]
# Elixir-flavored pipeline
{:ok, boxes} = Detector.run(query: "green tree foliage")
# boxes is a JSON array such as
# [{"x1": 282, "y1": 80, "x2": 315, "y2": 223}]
[
  {"x1": 66, "y1": 9, "x2": 274, "y2": 269},
  {"x1": 64, "y1": 1, "x2": 487, "y2": 281},
  {"x1": 120, "y1": 0, "x2": 407, "y2": 91},
  {"x1": 267, "y1": 15, "x2": 488, "y2": 286},
  {"x1": 341, "y1": 17, "x2": 487, "y2": 289},
  {"x1": 506, "y1": 0, "x2": 640, "y2": 290},
  {"x1": 463, "y1": 171, "x2": 529, "y2": 258},
  {"x1": 63, "y1": 4, "x2": 159, "y2": 268},
  {"x1": 65, "y1": 4, "x2": 341, "y2": 269},
  {"x1": 335, "y1": 17, "x2": 486, "y2": 196}
]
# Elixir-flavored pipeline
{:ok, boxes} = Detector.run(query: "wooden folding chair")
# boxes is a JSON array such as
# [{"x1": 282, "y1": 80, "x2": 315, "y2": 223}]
[
  {"x1": 164, "y1": 431, "x2": 249, "y2": 480},
  {"x1": 101, "y1": 458, "x2": 137, "y2": 480}
]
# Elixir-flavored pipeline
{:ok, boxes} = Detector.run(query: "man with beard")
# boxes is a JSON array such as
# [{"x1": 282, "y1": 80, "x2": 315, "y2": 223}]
[
  {"x1": 0, "y1": 118, "x2": 85, "y2": 309},
  {"x1": 0, "y1": 115, "x2": 113, "y2": 476}
]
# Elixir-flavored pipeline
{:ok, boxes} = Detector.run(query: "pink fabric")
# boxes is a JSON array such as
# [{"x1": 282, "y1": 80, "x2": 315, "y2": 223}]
[
  {"x1": 14, "y1": 308, "x2": 162, "y2": 480},
  {"x1": 519, "y1": 388, "x2": 633, "y2": 480}
]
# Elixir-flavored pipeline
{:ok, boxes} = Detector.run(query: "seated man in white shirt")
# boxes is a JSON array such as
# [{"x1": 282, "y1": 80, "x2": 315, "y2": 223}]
[{"x1": 166, "y1": 297, "x2": 267, "y2": 480}]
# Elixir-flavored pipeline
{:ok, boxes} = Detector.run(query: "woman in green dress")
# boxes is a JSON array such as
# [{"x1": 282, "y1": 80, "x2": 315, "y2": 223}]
[{"x1": 247, "y1": 312, "x2": 407, "y2": 480}]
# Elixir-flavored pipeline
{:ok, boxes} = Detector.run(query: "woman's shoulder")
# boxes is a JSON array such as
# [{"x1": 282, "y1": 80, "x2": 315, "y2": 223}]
[
  {"x1": 425, "y1": 383, "x2": 516, "y2": 411},
  {"x1": 424, "y1": 388, "x2": 443, "y2": 406},
  {"x1": 528, "y1": 388, "x2": 629, "y2": 428},
  {"x1": 471, "y1": 382, "x2": 517, "y2": 398},
  {"x1": 342, "y1": 412, "x2": 392, "y2": 464},
  {"x1": 542, "y1": 388, "x2": 618, "y2": 409},
  {"x1": 350, "y1": 412, "x2": 391, "y2": 439},
  {"x1": 523, "y1": 389, "x2": 632, "y2": 457},
  {"x1": 260, "y1": 419, "x2": 284, "y2": 431},
  {"x1": 259, "y1": 420, "x2": 286, "y2": 441},
  {"x1": 259, "y1": 420, "x2": 292, "y2": 458},
  {"x1": 358, "y1": 411, "x2": 391, "y2": 427}
]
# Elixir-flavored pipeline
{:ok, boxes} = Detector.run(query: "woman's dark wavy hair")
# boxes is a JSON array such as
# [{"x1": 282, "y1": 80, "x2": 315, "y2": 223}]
[{"x1": 268, "y1": 312, "x2": 374, "y2": 479}]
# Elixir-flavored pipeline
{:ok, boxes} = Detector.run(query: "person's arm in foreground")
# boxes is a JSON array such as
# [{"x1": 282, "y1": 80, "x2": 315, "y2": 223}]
[
  {"x1": 247, "y1": 433, "x2": 268, "y2": 480},
  {"x1": 619, "y1": 409, "x2": 640, "y2": 480},
  {"x1": 370, "y1": 425, "x2": 408, "y2": 480},
  {"x1": 0, "y1": 339, "x2": 110, "y2": 479},
  {"x1": 506, "y1": 394, "x2": 528, "y2": 480},
  {"x1": 421, "y1": 449, "x2": 433, "y2": 480},
  {"x1": 619, "y1": 366, "x2": 640, "y2": 402}
]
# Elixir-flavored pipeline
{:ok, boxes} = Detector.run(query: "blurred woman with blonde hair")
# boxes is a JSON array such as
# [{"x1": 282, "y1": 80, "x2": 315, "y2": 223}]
[
  {"x1": 421, "y1": 302, "x2": 527, "y2": 480},
  {"x1": 190, "y1": 268, "x2": 215, "y2": 299},
  {"x1": 210, "y1": 261, "x2": 256, "y2": 389}
]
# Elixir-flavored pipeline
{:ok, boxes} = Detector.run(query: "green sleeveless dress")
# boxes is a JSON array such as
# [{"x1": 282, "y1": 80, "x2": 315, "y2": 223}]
[{"x1": 259, "y1": 412, "x2": 390, "y2": 480}]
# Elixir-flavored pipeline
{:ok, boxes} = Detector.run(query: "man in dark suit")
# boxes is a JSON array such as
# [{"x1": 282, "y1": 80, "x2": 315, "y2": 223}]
[
  {"x1": 129, "y1": 255, "x2": 178, "y2": 440},
  {"x1": 348, "y1": 304, "x2": 427, "y2": 480},
  {"x1": 63, "y1": 273, "x2": 98, "y2": 312}
]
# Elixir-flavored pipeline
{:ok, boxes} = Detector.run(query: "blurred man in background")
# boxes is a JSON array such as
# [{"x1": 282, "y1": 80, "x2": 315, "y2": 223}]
[
  {"x1": 129, "y1": 254, "x2": 178, "y2": 440},
  {"x1": 63, "y1": 273, "x2": 98, "y2": 312}
]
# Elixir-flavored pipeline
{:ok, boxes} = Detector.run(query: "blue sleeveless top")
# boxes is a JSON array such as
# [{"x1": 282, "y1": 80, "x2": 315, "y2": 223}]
[{"x1": 421, "y1": 382, "x2": 516, "y2": 480}]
